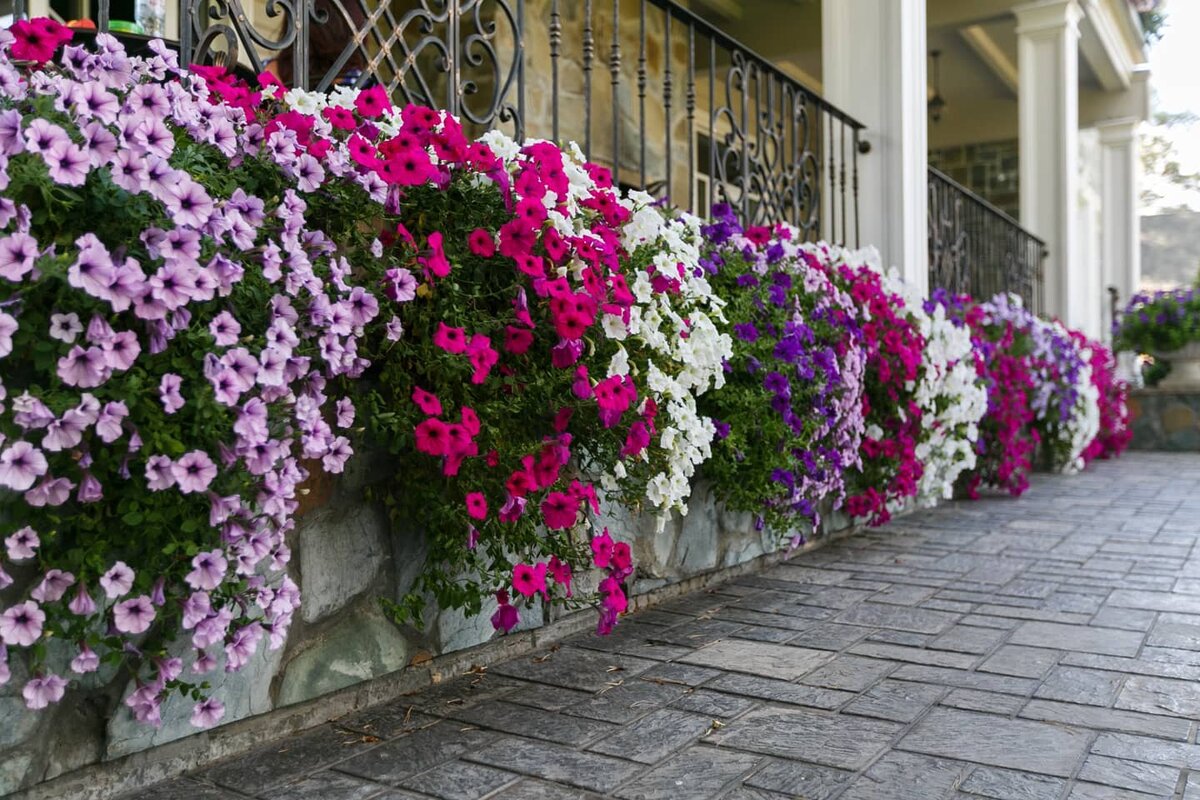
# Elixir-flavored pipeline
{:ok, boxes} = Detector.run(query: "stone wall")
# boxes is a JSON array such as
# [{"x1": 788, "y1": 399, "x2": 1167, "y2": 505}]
[
  {"x1": 928, "y1": 139, "x2": 1020, "y2": 220},
  {"x1": 0, "y1": 451, "x2": 856, "y2": 797},
  {"x1": 1128, "y1": 388, "x2": 1200, "y2": 451}
]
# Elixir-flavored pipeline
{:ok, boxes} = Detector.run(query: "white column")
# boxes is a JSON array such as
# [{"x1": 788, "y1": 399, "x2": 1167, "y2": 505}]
[
  {"x1": 1097, "y1": 118, "x2": 1141, "y2": 339},
  {"x1": 823, "y1": 0, "x2": 928, "y2": 295},
  {"x1": 1016, "y1": 0, "x2": 1082, "y2": 324}
]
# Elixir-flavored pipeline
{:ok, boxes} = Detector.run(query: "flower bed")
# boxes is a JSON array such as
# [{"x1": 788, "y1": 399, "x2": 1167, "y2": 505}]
[{"x1": 0, "y1": 23, "x2": 1127, "y2": 740}]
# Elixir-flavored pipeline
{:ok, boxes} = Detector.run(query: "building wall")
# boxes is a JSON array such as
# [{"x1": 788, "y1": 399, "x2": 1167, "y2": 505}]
[{"x1": 929, "y1": 138, "x2": 1020, "y2": 220}]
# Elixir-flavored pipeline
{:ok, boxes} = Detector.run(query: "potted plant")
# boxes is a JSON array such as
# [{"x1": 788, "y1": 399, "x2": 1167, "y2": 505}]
[{"x1": 1115, "y1": 288, "x2": 1200, "y2": 389}]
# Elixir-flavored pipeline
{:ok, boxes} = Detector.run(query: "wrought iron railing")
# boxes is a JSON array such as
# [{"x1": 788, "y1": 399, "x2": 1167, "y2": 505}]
[
  {"x1": 15, "y1": 0, "x2": 865, "y2": 244},
  {"x1": 928, "y1": 166, "x2": 1046, "y2": 314}
]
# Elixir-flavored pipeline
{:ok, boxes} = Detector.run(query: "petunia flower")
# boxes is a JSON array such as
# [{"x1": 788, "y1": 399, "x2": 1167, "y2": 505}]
[
  {"x1": 540, "y1": 492, "x2": 580, "y2": 530},
  {"x1": 112, "y1": 595, "x2": 155, "y2": 635},
  {"x1": 159, "y1": 373, "x2": 185, "y2": 414},
  {"x1": 190, "y1": 697, "x2": 226, "y2": 728},
  {"x1": 0, "y1": 441, "x2": 48, "y2": 491},
  {"x1": 70, "y1": 644, "x2": 100, "y2": 674},
  {"x1": 173, "y1": 450, "x2": 218, "y2": 494},
  {"x1": 411, "y1": 387, "x2": 442, "y2": 416},
  {"x1": 22, "y1": 673, "x2": 67, "y2": 710},
  {"x1": 100, "y1": 561, "x2": 135, "y2": 599},
  {"x1": 1, "y1": 600, "x2": 45, "y2": 646},
  {"x1": 465, "y1": 492, "x2": 488, "y2": 521}
]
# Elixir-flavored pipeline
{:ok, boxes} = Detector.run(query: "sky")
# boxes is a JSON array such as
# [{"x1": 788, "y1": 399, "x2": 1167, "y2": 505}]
[
  {"x1": 1145, "y1": 0, "x2": 1200, "y2": 201},
  {"x1": 1149, "y1": 1, "x2": 1200, "y2": 122}
]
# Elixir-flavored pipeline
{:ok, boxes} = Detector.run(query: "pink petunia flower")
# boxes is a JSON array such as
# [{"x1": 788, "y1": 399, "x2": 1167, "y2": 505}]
[
  {"x1": 411, "y1": 386, "x2": 442, "y2": 416},
  {"x1": 465, "y1": 492, "x2": 488, "y2": 521},
  {"x1": 512, "y1": 562, "x2": 548, "y2": 599},
  {"x1": 432, "y1": 322, "x2": 468, "y2": 354},
  {"x1": 540, "y1": 491, "x2": 580, "y2": 530}
]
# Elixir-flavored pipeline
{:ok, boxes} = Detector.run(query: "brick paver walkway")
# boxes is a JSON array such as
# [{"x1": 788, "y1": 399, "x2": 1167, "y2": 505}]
[{"x1": 130, "y1": 453, "x2": 1200, "y2": 800}]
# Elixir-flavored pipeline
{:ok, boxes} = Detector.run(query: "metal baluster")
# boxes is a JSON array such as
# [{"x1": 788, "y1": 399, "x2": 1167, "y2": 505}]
[
  {"x1": 638, "y1": 0, "x2": 647, "y2": 187},
  {"x1": 839, "y1": 120, "x2": 846, "y2": 246},
  {"x1": 686, "y1": 22, "x2": 696, "y2": 214},
  {"x1": 611, "y1": 0, "x2": 621, "y2": 178},
  {"x1": 583, "y1": 0, "x2": 594, "y2": 159},
  {"x1": 516, "y1": 0, "x2": 525, "y2": 141},
  {"x1": 550, "y1": 0, "x2": 561, "y2": 143},
  {"x1": 178, "y1": 0, "x2": 192, "y2": 70},
  {"x1": 739, "y1": 52, "x2": 749, "y2": 224},
  {"x1": 852, "y1": 127, "x2": 861, "y2": 248},
  {"x1": 663, "y1": 8, "x2": 672, "y2": 204},
  {"x1": 708, "y1": 36, "x2": 715, "y2": 215},
  {"x1": 13, "y1": 0, "x2": 25, "y2": 21},
  {"x1": 827, "y1": 112, "x2": 836, "y2": 244},
  {"x1": 97, "y1": 0, "x2": 110, "y2": 33},
  {"x1": 447, "y1": 0, "x2": 460, "y2": 116}
]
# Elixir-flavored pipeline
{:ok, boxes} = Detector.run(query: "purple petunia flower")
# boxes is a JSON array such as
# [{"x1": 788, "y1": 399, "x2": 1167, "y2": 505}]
[
  {"x1": 112, "y1": 595, "x2": 155, "y2": 634},
  {"x1": 173, "y1": 450, "x2": 218, "y2": 494},
  {"x1": 0, "y1": 441, "x2": 48, "y2": 491}
]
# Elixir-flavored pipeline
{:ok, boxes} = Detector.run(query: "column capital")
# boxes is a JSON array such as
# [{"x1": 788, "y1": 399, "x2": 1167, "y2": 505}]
[
  {"x1": 1096, "y1": 117, "x2": 1141, "y2": 144},
  {"x1": 1015, "y1": 0, "x2": 1083, "y2": 36}
]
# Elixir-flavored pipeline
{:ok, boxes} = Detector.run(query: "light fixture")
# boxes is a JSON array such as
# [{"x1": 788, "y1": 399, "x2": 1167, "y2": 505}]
[{"x1": 929, "y1": 49, "x2": 947, "y2": 123}]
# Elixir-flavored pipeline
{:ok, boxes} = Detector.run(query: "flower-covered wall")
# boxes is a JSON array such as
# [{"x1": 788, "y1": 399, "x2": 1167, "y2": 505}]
[{"x1": 0, "y1": 22, "x2": 1131, "y2": 796}]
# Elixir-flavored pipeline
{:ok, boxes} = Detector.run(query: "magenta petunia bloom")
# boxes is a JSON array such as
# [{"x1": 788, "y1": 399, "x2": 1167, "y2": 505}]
[
  {"x1": 512, "y1": 562, "x2": 548, "y2": 599},
  {"x1": 590, "y1": 528, "x2": 614, "y2": 569},
  {"x1": 112, "y1": 595, "x2": 155, "y2": 634},
  {"x1": 411, "y1": 386, "x2": 442, "y2": 416},
  {"x1": 173, "y1": 450, "x2": 218, "y2": 494},
  {"x1": 22, "y1": 673, "x2": 67, "y2": 710},
  {"x1": 465, "y1": 492, "x2": 488, "y2": 521},
  {"x1": 540, "y1": 491, "x2": 580, "y2": 530},
  {"x1": 432, "y1": 322, "x2": 468, "y2": 354}
]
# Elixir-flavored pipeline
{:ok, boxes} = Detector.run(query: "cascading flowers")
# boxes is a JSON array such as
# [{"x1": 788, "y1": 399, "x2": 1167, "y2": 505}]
[
  {"x1": 828, "y1": 251, "x2": 926, "y2": 526},
  {"x1": 696, "y1": 206, "x2": 865, "y2": 540},
  {"x1": 1073, "y1": 332, "x2": 1131, "y2": 463},
  {"x1": 0, "y1": 25, "x2": 374, "y2": 726}
]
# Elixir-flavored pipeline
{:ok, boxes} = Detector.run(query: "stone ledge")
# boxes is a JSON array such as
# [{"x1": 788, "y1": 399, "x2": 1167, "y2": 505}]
[{"x1": 9, "y1": 520, "x2": 865, "y2": 800}]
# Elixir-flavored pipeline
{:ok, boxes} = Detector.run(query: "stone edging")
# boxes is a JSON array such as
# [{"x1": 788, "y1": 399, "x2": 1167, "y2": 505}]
[{"x1": 12, "y1": 522, "x2": 865, "y2": 800}]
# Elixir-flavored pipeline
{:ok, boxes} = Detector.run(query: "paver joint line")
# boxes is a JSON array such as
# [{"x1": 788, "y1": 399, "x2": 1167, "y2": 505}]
[{"x1": 115, "y1": 454, "x2": 1200, "y2": 800}]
